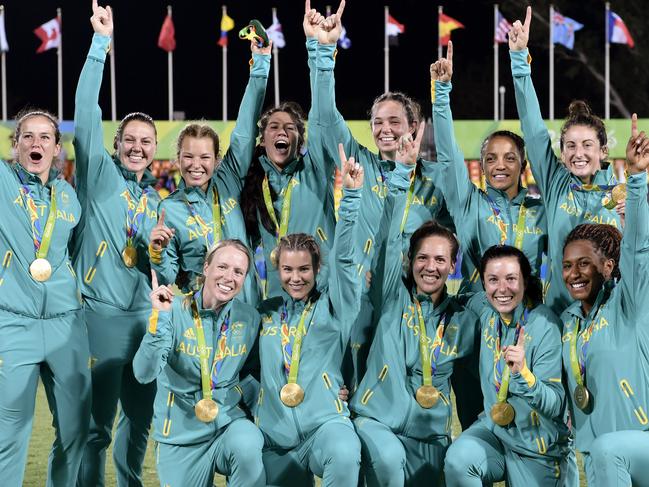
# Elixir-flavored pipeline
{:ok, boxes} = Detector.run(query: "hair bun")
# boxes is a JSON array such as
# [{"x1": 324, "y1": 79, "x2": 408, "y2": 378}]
[{"x1": 567, "y1": 100, "x2": 593, "y2": 118}]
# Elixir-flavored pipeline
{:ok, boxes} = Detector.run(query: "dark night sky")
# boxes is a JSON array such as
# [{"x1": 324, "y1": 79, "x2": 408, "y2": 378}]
[{"x1": 1, "y1": 0, "x2": 647, "y2": 121}]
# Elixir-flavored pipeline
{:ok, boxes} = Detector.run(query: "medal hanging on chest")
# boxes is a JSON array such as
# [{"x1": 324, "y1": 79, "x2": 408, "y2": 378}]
[
  {"x1": 184, "y1": 186, "x2": 222, "y2": 250},
  {"x1": 569, "y1": 311, "x2": 601, "y2": 411},
  {"x1": 414, "y1": 300, "x2": 446, "y2": 409},
  {"x1": 122, "y1": 189, "x2": 149, "y2": 268},
  {"x1": 279, "y1": 301, "x2": 314, "y2": 407}
]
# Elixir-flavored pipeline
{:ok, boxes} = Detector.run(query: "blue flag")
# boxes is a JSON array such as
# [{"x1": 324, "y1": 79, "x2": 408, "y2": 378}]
[{"x1": 552, "y1": 11, "x2": 583, "y2": 50}]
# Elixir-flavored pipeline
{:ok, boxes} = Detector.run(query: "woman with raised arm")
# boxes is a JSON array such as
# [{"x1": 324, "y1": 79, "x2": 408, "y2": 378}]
[
  {"x1": 133, "y1": 241, "x2": 265, "y2": 487},
  {"x1": 253, "y1": 148, "x2": 363, "y2": 486},
  {"x1": 559, "y1": 115, "x2": 649, "y2": 486},
  {"x1": 350, "y1": 129, "x2": 480, "y2": 486},
  {"x1": 148, "y1": 39, "x2": 271, "y2": 304},
  {"x1": 72, "y1": 3, "x2": 160, "y2": 485},
  {"x1": 240, "y1": 2, "x2": 336, "y2": 301},
  {"x1": 444, "y1": 246, "x2": 571, "y2": 486},
  {"x1": 0, "y1": 109, "x2": 89, "y2": 487},
  {"x1": 509, "y1": 6, "x2": 621, "y2": 314},
  {"x1": 432, "y1": 42, "x2": 547, "y2": 295}
]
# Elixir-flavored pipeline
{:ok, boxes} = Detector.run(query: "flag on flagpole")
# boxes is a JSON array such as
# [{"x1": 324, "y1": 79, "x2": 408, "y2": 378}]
[
  {"x1": 552, "y1": 11, "x2": 583, "y2": 50},
  {"x1": 158, "y1": 13, "x2": 176, "y2": 51},
  {"x1": 439, "y1": 12, "x2": 463, "y2": 47},
  {"x1": 217, "y1": 11, "x2": 234, "y2": 47},
  {"x1": 0, "y1": 8, "x2": 9, "y2": 52},
  {"x1": 338, "y1": 25, "x2": 351, "y2": 49},
  {"x1": 608, "y1": 11, "x2": 634, "y2": 48},
  {"x1": 495, "y1": 11, "x2": 512, "y2": 43},
  {"x1": 386, "y1": 14, "x2": 404, "y2": 46},
  {"x1": 34, "y1": 17, "x2": 60, "y2": 53},
  {"x1": 266, "y1": 11, "x2": 285, "y2": 48}
]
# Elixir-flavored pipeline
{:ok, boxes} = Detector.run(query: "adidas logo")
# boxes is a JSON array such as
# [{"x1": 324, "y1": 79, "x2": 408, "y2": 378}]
[{"x1": 183, "y1": 328, "x2": 197, "y2": 340}]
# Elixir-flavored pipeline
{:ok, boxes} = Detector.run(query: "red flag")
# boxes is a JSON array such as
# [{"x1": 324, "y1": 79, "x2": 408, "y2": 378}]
[
  {"x1": 34, "y1": 17, "x2": 61, "y2": 54},
  {"x1": 439, "y1": 13, "x2": 464, "y2": 47},
  {"x1": 158, "y1": 14, "x2": 176, "y2": 52}
]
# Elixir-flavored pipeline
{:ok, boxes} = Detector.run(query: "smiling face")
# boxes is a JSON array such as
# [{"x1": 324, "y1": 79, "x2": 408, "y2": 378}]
[
  {"x1": 484, "y1": 256, "x2": 526, "y2": 321},
  {"x1": 562, "y1": 239, "x2": 613, "y2": 312},
  {"x1": 411, "y1": 235, "x2": 455, "y2": 303},
  {"x1": 14, "y1": 115, "x2": 61, "y2": 184},
  {"x1": 179, "y1": 136, "x2": 217, "y2": 192},
  {"x1": 483, "y1": 136, "x2": 523, "y2": 199},
  {"x1": 560, "y1": 125, "x2": 607, "y2": 181},
  {"x1": 261, "y1": 111, "x2": 301, "y2": 168},
  {"x1": 279, "y1": 249, "x2": 318, "y2": 302},
  {"x1": 201, "y1": 245, "x2": 249, "y2": 309},
  {"x1": 371, "y1": 100, "x2": 416, "y2": 160},
  {"x1": 117, "y1": 120, "x2": 157, "y2": 177}
]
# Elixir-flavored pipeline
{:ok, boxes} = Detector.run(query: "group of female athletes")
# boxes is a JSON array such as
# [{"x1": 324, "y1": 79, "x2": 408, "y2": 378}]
[{"x1": 1, "y1": 1, "x2": 648, "y2": 486}]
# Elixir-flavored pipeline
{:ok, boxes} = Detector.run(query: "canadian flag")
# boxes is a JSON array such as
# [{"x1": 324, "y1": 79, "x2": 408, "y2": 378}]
[{"x1": 34, "y1": 17, "x2": 61, "y2": 53}]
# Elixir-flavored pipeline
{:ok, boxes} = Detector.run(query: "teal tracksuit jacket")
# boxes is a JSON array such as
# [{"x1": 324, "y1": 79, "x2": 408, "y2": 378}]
[
  {"x1": 150, "y1": 52, "x2": 270, "y2": 304},
  {"x1": 433, "y1": 80, "x2": 547, "y2": 294},
  {"x1": 511, "y1": 49, "x2": 620, "y2": 314}
]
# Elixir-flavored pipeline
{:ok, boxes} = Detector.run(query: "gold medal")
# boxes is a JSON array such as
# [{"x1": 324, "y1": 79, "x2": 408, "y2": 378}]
[
  {"x1": 416, "y1": 385, "x2": 440, "y2": 409},
  {"x1": 194, "y1": 398, "x2": 219, "y2": 422},
  {"x1": 602, "y1": 195, "x2": 616, "y2": 210},
  {"x1": 490, "y1": 402, "x2": 516, "y2": 426},
  {"x1": 280, "y1": 383, "x2": 305, "y2": 407},
  {"x1": 29, "y1": 258, "x2": 52, "y2": 282},
  {"x1": 611, "y1": 183, "x2": 627, "y2": 203},
  {"x1": 270, "y1": 247, "x2": 279, "y2": 268},
  {"x1": 573, "y1": 384, "x2": 590, "y2": 411},
  {"x1": 122, "y1": 245, "x2": 138, "y2": 268}
]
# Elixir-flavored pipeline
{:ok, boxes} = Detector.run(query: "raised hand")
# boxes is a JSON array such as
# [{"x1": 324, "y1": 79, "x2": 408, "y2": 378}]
[
  {"x1": 430, "y1": 41, "x2": 453, "y2": 82},
  {"x1": 149, "y1": 209, "x2": 175, "y2": 251},
  {"x1": 303, "y1": 0, "x2": 325, "y2": 38},
  {"x1": 252, "y1": 39, "x2": 273, "y2": 56},
  {"x1": 150, "y1": 270, "x2": 174, "y2": 311},
  {"x1": 317, "y1": 0, "x2": 346, "y2": 45},
  {"x1": 91, "y1": 0, "x2": 113, "y2": 37},
  {"x1": 503, "y1": 327, "x2": 526, "y2": 375},
  {"x1": 339, "y1": 143, "x2": 364, "y2": 189},
  {"x1": 626, "y1": 113, "x2": 649, "y2": 174},
  {"x1": 396, "y1": 120, "x2": 425, "y2": 166},
  {"x1": 508, "y1": 6, "x2": 531, "y2": 51}
]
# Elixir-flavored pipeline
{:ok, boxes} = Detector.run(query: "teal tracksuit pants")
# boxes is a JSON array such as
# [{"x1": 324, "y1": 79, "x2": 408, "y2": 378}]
[
  {"x1": 354, "y1": 417, "x2": 448, "y2": 487},
  {"x1": 0, "y1": 308, "x2": 90, "y2": 487},
  {"x1": 262, "y1": 420, "x2": 361, "y2": 487},
  {"x1": 444, "y1": 419, "x2": 568, "y2": 487},
  {"x1": 77, "y1": 299, "x2": 156, "y2": 487},
  {"x1": 584, "y1": 430, "x2": 649, "y2": 487},
  {"x1": 156, "y1": 418, "x2": 265, "y2": 487}
]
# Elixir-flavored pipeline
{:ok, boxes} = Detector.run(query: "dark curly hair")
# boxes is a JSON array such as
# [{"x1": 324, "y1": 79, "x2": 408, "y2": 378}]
[
  {"x1": 560, "y1": 100, "x2": 607, "y2": 151},
  {"x1": 563, "y1": 223, "x2": 622, "y2": 280}
]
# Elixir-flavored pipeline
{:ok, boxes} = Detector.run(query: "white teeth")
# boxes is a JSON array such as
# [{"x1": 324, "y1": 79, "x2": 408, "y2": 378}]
[
  {"x1": 380, "y1": 137, "x2": 396, "y2": 142},
  {"x1": 573, "y1": 161, "x2": 588, "y2": 168},
  {"x1": 571, "y1": 282, "x2": 586, "y2": 289},
  {"x1": 217, "y1": 284, "x2": 233, "y2": 292},
  {"x1": 422, "y1": 275, "x2": 438, "y2": 282},
  {"x1": 495, "y1": 296, "x2": 512, "y2": 303}
]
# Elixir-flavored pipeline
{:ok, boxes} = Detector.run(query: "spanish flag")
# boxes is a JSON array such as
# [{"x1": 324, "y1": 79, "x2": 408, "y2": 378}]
[{"x1": 438, "y1": 12, "x2": 464, "y2": 47}]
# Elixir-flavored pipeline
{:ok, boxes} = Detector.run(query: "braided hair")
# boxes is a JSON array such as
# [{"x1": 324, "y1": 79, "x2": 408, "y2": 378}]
[
  {"x1": 272, "y1": 233, "x2": 321, "y2": 271},
  {"x1": 563, "y1": 224, "x2": 622, "y2": 280}
]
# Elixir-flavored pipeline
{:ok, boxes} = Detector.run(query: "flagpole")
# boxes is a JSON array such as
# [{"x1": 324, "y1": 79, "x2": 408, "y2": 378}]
[
  {"x1": 166, "y1": 5, "x2": 173, "y2": 121},
  {"x1": 221, "y1": 5, "x2": 228, "y2": 121},
  {"x1": 549, "y1": 4, "x2": 554, "y2": 120},
  {"x1": 57, "y1": 8, "x2": 63, "y2": 120},
  {"x1": 437, "y1": 6, "x2": 443, "y2": 60},
  {"x1": 384, "y1": 6, "x2": 389, "y2": 93},
  {"x1": 493, "y1": 4, "x2": 499, "y2": 121},
  {"x1": 0, "y1": 5, "x2": 6, "y2": 122},
  {"x1": 604, "y1": 2, "x2": 610, "y2": 119},
  {"x1": 110, "y1": 26, "x2": 116, "y2": 121},
  {"x1": 272, "y1": 7, "x2": 280, "y2": 107}
]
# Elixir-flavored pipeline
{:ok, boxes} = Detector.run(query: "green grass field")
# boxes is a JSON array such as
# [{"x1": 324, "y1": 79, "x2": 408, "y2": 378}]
[{"x1": 24, "y1": 383, "x2": 587, "y2": 486}]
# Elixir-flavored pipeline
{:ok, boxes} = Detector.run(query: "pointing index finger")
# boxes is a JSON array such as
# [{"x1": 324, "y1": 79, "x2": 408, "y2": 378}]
[
  {"x1": 305, "y1": 0, "x2": 311, "y2": 14},
  {"x1": 446, "y1": 40, "x2": 453, "y2": 63},
  {"x1": 631, "y1": 113, "x2": 639, "y2": 138},
  {"x1": 151, "y1": 269, "x2": 159, "y2": 289},
  {"x1": 517, "y1": 327, "x2": 525, "y2": 347},
  {"x1": 338, "y1": 143, "x2": 348, "y2": 166},
  {"x1": 523, "y1": 6, "x2": 532, "y2": 32},
  {"x1": 158, "y1": 208, "x2": 166, "y2": 227},
  {"x1": 414, "y1": 120, "x2": 426, "y2": 146},
  {"x1": 336, "y1": 0, "x2": 346, "y2": 20}
]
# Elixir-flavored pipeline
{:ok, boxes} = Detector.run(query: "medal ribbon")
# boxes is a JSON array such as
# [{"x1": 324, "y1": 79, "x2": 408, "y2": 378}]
[
  {"x1": 569, "y1": 183, "x2": 617, "y2": 193},
  {"x1": 262, "y1": 175, "x2": 296, "y2": 240},
  {"x1": 19, "y1": 182, "x2": 57, "y2": 260},
  {"x1": 415, "y1": 300, "x2": 446, "y2": 387},
  {"x1": 493, "y1": 308, "x2": 527, "y2": 403},
  {"x1": 399, "y1": 172, "x2": 417, "y2": 234},
  {"x1": 124, "y1": 189, "x2": 149, "y2": 247},
  {"x1": 185, "y1": 187, "x2": 222, "y2": 248},
  {"x1": 485, "y1": 194, "x2": 527, "y2": 249},
  {"x1": 568, "y1": 305, "x2": 603, "y2": 387},
  {"x1": 191, "y1": 299, "x2": 213, "y2": 402},
  {"x1": 281, "y1": 301, "x2": 314, "y2": 384}
]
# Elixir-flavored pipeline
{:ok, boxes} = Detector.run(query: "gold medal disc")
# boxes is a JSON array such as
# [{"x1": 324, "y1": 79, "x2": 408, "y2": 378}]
[
  {"x1": 416, "y1": 385, "x2": 440, "y2": 409},
  {"x1": 122, "y1": 246, "x2": 138, "y2": 268},
  {"x1": 602, "y1": 195, "x2": 616, "y2": 210},
  {"x1": 194, "y1": 398, "x2": 219, "y2": 422},
  {"x1": 270, "y1": 247, "x2": 279, "y2": 268},
  {"x1": 280, "y1": 383, "x2": 305, "y2": 407},
  {"x1": 573, "y1": 385, "x2": 590, "y2": 411},
  {"x1": 490, "y1": 402, "x2": 516, "y2": 426},
  {"x1": 29, "y1": 258, "x2": 52, "y2": 282},
  {"x1": 612, "y1": 183, "x2": 627, "y2": 204}
]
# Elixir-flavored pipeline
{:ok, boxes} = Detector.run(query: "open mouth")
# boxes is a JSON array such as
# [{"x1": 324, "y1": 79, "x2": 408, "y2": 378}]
[
  {"x1": 29, "y1": 151, "x2": 43, "y2": 162},
  {"x1": 217, "y1": 283, "x2": 233, "y2": 292},
  {"x1": 569, "y1": 281, "x2": 587, "y2": 290},
  {"x1": 379, "y1": 136, "x2": 396, "y2": 144},
  {"x1": 494, "y1": 296, "x2": 513, "y2": 304},
  {"x1": 188, "y1": 170, "x2": 205, "y2": 178},
  {"x1": 421, "y1": 274, "x2": 439, "y2": 283},
  {"x1": 572, "y1": 160, "x2": 588, "y2": 169},
  {"x1": 274, "y1": 140, "x2": 289, "y2": 155}
]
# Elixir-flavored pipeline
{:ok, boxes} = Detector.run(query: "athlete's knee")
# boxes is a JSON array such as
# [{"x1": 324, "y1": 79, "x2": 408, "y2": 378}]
[
  {"x1": 363, "y1": 435, "x2": 405, "y2": 477},
  {"x1": 227, "y1": 421, "x2": 264, "y2": 463},
  {"x1": 590, "y1": 433, "x2": 626, "y2": 469},
  {"x1": 327, "y1": 429, "x2": 361, "y2": 470},
  {"x1": 444, "y1": 439, "x2": 479, "y2": 479}
]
